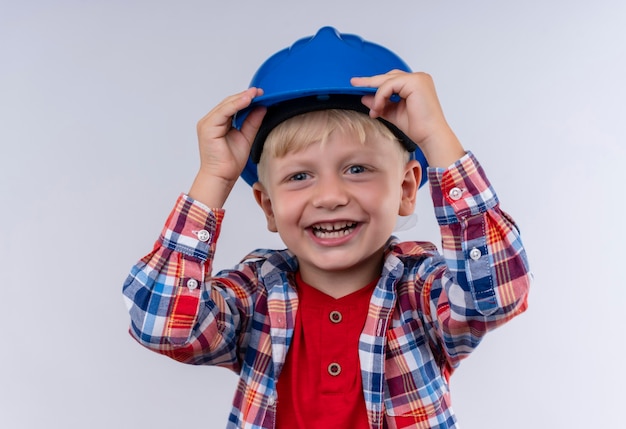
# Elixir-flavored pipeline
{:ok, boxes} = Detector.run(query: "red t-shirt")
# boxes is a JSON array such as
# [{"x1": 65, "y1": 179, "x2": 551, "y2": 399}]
[{"x1": 275, "y1": 273, "x2": 377, "y2": 429}]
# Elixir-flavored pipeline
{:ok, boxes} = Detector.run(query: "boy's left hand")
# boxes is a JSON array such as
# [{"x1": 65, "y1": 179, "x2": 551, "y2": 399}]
[{"x1": 351, "y1": 71, "x2": 465, "y2": 168}]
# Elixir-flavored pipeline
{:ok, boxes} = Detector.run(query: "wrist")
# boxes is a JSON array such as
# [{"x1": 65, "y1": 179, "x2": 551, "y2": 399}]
[
  {"x1": 418, "y1": 127, "x2": 465, "y2": 168},
  {"x1": 188, "y1": 171, "x2": 237, "y2": 208}
]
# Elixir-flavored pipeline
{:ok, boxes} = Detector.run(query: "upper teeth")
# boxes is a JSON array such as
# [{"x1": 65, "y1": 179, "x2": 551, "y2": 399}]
[{"x1": 312, "y1": 222, "x2": 356, "y2": 232}]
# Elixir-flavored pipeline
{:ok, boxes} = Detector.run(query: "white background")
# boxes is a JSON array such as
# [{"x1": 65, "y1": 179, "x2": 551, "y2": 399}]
[{"x1": 1, "y1": 1, "x2": 625, "y2": 428}]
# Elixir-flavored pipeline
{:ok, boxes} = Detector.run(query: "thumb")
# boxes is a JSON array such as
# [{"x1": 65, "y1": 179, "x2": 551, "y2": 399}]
[
  {"x1": 359, "y1": 94, "x2": 375, "y2": 114},
  {"x1": 239, "y1": 106, "x2": 267, "y2": 145}
]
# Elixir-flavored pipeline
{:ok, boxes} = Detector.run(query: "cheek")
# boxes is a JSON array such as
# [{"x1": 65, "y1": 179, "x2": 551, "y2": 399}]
[
  {"x1": 362, "y1": 181, "x2": 402, "y2": 208},
  {"x1": 271, "y1": 197, "x2": 301, "y2": 225}
]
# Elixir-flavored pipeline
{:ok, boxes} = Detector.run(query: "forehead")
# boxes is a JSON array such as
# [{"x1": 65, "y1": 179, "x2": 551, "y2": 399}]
[
  {"x1": 267, "y1": 131, "x2": 409, "y2": 179},
  {"x1": 263, "y1": 110, "x2": 401, "y2": 158}
]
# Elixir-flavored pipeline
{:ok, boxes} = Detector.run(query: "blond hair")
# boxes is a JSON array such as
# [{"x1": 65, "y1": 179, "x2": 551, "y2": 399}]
[{"x1": 257, "y1": 109, "x2": 409, "y2": 184}]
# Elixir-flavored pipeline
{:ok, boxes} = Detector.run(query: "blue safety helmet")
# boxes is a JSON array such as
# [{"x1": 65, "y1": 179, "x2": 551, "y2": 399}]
[{"x1": 233, "y1": 26, "x2": 428, "y2": 187}]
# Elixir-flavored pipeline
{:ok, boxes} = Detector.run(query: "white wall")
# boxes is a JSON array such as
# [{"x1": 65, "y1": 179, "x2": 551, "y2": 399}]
[{"x1": 1, "y1": 1, "x2": 624, "y2": 428}]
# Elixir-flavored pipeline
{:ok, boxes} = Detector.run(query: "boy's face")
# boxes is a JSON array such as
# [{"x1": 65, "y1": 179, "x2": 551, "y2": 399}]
[{"x1": 253, "y1": 126, "x2": 421, "y2": 288}]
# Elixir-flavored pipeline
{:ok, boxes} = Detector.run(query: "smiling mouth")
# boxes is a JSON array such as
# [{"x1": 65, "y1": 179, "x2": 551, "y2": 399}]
[{"x1": 311, "y1": 221, "x2": 358, "y2": 238}]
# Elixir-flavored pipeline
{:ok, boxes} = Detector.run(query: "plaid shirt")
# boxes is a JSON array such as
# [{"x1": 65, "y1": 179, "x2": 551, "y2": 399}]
[{"x1": 123, "y1": 152, "x2": 530, "y2": 429}]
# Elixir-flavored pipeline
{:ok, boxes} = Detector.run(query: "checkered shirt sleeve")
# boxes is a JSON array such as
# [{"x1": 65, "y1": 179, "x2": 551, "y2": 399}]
[{"x1": 122, "y1": 194, "x2": 258, "y2": 370}]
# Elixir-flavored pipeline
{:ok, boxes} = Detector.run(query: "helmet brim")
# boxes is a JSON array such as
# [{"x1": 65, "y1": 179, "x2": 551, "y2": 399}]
[{"x1": 233, "y1": 86, "x2": 378, "y2": 129}]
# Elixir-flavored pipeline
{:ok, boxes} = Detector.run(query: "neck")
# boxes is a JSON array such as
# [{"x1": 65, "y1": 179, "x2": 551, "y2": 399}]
[{"x1": 297, "y1": 261, "x2": 382, "y2": 299}]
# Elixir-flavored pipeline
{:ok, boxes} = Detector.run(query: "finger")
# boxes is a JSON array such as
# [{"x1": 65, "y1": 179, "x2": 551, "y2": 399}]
[
  {"x1": 200, "y1": 87, "x2": 263, "y2": 128},
  {"x1": 239, "y1": 106, "x2": 267, "y2": 144},
  {"x1": 372, "y1": 79, "x2": 409, "y2": 107},
  {"x1": 352, "y1": 72, "x2": 408, "y2": 117},
  {"x1": 198, "y1": 88, "x2": 263, "y2": 139},
  {"x1": 350, "y1": 75, "x2": 388, "y2": 90},
  {"x1": 350, "y1": 70, "x2": 403, "y2": 87},
  {"x1": 359, "y1": 94, "x2": 375, "y2": 110},
  {"x1": 364, "y1": 83, "x2": 406, "y2": 118},
  {"x1": 358, "y1": 94, "x2": 379, "y2": 118}
]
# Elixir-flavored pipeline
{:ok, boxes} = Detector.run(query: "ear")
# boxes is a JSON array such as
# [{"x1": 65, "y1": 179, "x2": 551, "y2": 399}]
[
  {"x1": 399, "y1": 160, "x2": 421, "y2": 216},
  {"x1": 253, "y1": 182, "x2": 278, "y2": 232}
]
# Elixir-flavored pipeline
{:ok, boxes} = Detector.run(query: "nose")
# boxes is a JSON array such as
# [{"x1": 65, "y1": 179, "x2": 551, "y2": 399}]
[{"x1": 312, "y1": 174, "x2": 349, "y2": 210}]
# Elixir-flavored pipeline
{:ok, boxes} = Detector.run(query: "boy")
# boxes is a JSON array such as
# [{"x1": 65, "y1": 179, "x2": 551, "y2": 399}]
[{"x1": 124, "y1": 27, "x2": 530, "y2": 429}]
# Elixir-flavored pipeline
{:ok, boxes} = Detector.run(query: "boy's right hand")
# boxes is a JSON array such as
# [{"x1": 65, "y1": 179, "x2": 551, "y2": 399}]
[{"x1": 189, "y1": 88, "x2": 266, "y2": 208}]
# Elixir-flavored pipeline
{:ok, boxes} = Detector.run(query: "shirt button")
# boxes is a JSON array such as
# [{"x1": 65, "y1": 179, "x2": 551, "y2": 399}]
[
  {"x1": 449, "y1": 187, "x2": 463, "y2": 201},
  {"x1": 329, "y1": 310, "x2": 343, "y2": 324},
  {"x1": 186, "y1": 278, "x2": 199, "y2": 290},
  {"x1": 469, "y1": 247, "x2": 482, "y2": 261},
  {"x1": 267, "y1": 396, "x2": 276, "y2": 406},
  {"x1": 196, "y1": 229, "x2": 211, "y2": 242},
  {"x1": 328, "y1": 362, "x2": 342, "y2": 376}
]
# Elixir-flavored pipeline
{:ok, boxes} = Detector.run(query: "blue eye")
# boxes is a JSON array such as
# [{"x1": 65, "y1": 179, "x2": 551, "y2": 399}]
[
  {"x1": 290, "y1": 172, "x2": 309, "y2": 181},
  {"x1": 348, "y1": 165, "x2": 366, "y2": 174}
]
